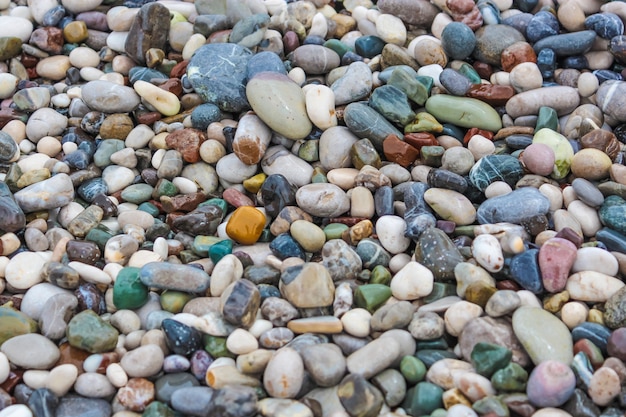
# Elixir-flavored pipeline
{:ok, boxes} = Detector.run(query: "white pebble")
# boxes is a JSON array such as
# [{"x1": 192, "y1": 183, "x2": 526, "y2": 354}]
[
  {"x1": 0, "y1": 352, "x2": 9, "y2": 384},
  {"x1": 340, "y1": 308, "x2": 371, "y2": 338},
  {"x1": 0, "y1": 404, "x2": 33, "y2": 417}
]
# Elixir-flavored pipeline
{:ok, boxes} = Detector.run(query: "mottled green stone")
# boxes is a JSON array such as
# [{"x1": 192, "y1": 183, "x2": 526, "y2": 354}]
[
  {"x1": 94, "y1": 139, "x2": 125, "y2": 167},
  {"x1": 298, "y1": 139, "x2": 319, "y2": 162},
  {"x1": 415, "y1": 349, "x2": 457, "y2": 367},
  {"x1": 420, "y1": 145, "x2": 445, "y2": 167},
  {"x1": 491, "y1": 362, "x2": 528, "y2": 392},
  {"x1": 120, "y1": 183, "x2": 155, "y2": 204},
  {"x1": 199, "y1": 198, "x2": 227, "y2": 221},
  {"x1": 203, "y1": 334, "x2": 235, "y2": 358},
  {"x1": 351, "y1": 138, "x2": 381, "y2": 169},
  {"x1": 4, "y1": 163, "x2": 23, "y2": 193},
  {"x1": 402, "y1": 382, "x2": 443, "y2": 417},
  {"x1": 369, "y1": 84, "x2": 416, "y2": 127},
  {"x1": 370, "y1": 265, "x2": 392, "y2": 285},
  {"x1": 66, "y1": 310, "x2": 119, "y2": 353},
  {"x1": 416, "y1": 338, "x2": 448, "y2": 351},
  {"x1": 154, "y1": 179, "x2": 179, "y2": 197},
  {"x1": 179, "y1": 250, "x2": 201, "y2": 264},
  {"x1": 209, "y1": 239, "x2": 233, "y2": 264},
  {"x1": 142, "y1": 401, "x2": 180, "y2": 417},
  {"x1": 0, "y1": 37, "x2": 23, "y2": 61},
  {"x1": 160, "y1": 291, "x2": 194, "y2": 314},
  {"x1": 113, "y1": 267, "x2": 149, "y2": 310},
  {"x1": 354, "y1": 284, "x2": 392, "y2": 313},
  {"x1": 312, "y1": 167, "x2": 328, "y2": 183},
  {"x1": 425, "y1": 95, "x2": 503, "y2": 132},
  {"x1": 323, "y1": 39, "x2": 351, "y2": 58},
  {"x1": 0, "y1": 306, "x2": 38, "y2": 345},
  {"x1": 85, "y1": 226, "x2": 115, "y2": 251},
  {"x1": 470, "y1": 342, "x2": 513, "y2": 377},
  {"x1": 192, "y1": 235, "x2": 223, "y2": 257},
  {"x1": 472, "y1": 396, "x2": 510, "y2": 417},
  {"x1": 323, "y1": 223, "x2": 348, "y2": 240},
  {"x1": 400, "y1": 356, "x2": 426, "y2": 384},
  {"x1": 387, "y1": 69, "x2": 431, "y2": 106},
  {"x1": 600, "y1": 195, "x2": 626, "y2": 235},
  {"x1": 535, "y1": 106, "x2": 558, "y2": 132},
  {"x1": 137, "y1": 202, "x2": 160, "y2": 217}
]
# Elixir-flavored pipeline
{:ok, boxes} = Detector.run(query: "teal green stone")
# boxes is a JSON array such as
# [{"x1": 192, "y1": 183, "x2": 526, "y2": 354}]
[
  {"x1": 425, "y1": 95, "x2": 503, "y2": 132},
  {"x1": 599, "y1": 195, "x2": 626, "y2": 235},
  {"x1": 354, "y1": 284, "x2": 392, "y2": 313},
  {"x1": 85, "y1": 226, "x2": 115, "y2": 251},
  {"x1": 323, "y1": 223, "x2": 348, "y2": 240},
  {"x1": 532, "y1": 128, "x2": 574, "y2": 180},
  {"x1": 414, "y1": 227, "x2": 464, "y2": 281},
  {"x1": 209, "y1": 239, "x2": 233, "y2": 263},
  {"x1": 312, "y1": 171, "x2": 328, "y2": 183},
  {"x1": 423, "y1": 282, "x2": 457, "y2": 303},
  {"x1": 491, "y1": 362, "x2": 528, "y2": 392},
  {"x1": 154, "y1": 179, "x2": 179, "y2": 197},
  {"x1": 415, "y1": 349, "x2": 457, "y2": 367},
  {"x1": 370, "y1": 265, "x2": 392, "y2": 285},
  {"x1": 369, "y1": 85, "x2": 416, "y2": 126},
  {"x1": 344, "y1": 102, "x2": 403, "y2": 151},
  {"x1": 257, "y1": 229, "x2": 273, "y2": 243},
  {"x1": 402, "y1": 382, "x2": 444, "y2": 417},
  {"x1": 470, "y1": 342, "x2": 513, "y2": 377},
  {"x1": 0, "y1": 306, "x2": 38, "y2": 345},
  {"x1": 416, "y1": 338, "x2": 448, "y2": 351},
  {"x1": 400, "y1": 356, "x2": 426, "y2": 384},
  {"x1": 66, "y1": 310, "x2": 119, "y2": 353},
  {"x1": 323, "y1": 39, "x2": 352, "y2": 58},
  {"x1": 93, "y1": 139, "x2": 125, "y2": 167},
  {"x1": 137, "y1": 202, "x2": 160, "y2": 217},
  {"x1": 142, "y1": 401, "x2": 180, "y2": 417},
  {"x1": 120, "y1": 183, "x2": 155, "y2": 204},
  {"x1": 203, "y1": 334, "x2": 235, "y2": 358},
  {"x1": 298, "y1": 139, "x2": 319, "y2": 162},
  {"x1": 192, "y1": 235, "x2": 223, "y2": 256},
  {"x1": 457, "y1": 63, "x2": 481, "y2": 84},
  {"x1": 535, "y1": 106, "x2": 558, "y2": 132},
  {"x1": 472, "y1": 396, "x2": 510, "y2": 417},
  {"x1": 354, "y1": 35, "x2": 385, "y2": 58},
  {"x1": 113, "y1": 266, "x2": 149, "y2": 310},
  {"x1": 420, "y1": 146, "x2": 444, "y2": 167},
  {"x1": 387, "y1": 68, "x2": 431, "y2": 106}
]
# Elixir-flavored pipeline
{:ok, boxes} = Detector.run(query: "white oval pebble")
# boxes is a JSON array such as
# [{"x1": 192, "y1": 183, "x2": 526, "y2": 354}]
[
  {"x1": 471, "y1": 234, "x2": 504, "y2": 273},
  {"x1": 0, "y1": 404, "x2": 33, "y2": 417},
  {"x1": 376, "y1": 215, "x2": 410, "y2": 254},
  {"x1": 340, "y1": 308, "x2": 371, "y2": 338},
  {"x1": 106, "y1": 363, "x2": 128, "y2": 388},
  {"x1": 0, "y1": 352, "x2": 9, "y2": 384},
  {"x1": 226, "y1": 328, "x2": 259, "y2": 355},
  {"x1": 390, "y1": 261, "x2": 434, "y2": 301}
]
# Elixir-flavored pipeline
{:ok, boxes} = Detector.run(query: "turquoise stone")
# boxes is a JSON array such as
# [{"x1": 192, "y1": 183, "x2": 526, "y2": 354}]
[
  {"x1": 354, "y1": 35, "x2": 386, "y2": 58},
  {"x1": 137, "y1": 202, "x2": 160, "y2": 217},
  {"x1": 400, "y1": 356, "x2": 426, "y2": 384},
  {"x1": 599, "y1": 195, "x2": 626, "y2": 235},
  {"x1": 113, "y1": 267, "x2": 149, "y2": 310},
  {"x1": 344, "y1": 102, "x2": 403, "y2": 151},
  {"x1": 425, "y1": 95, "x2": 503, "y2": 131},
  {"x1": 85, "y1": 226, "x2": 115, "y2": 251},
  {"x1": 354, "y1": 284, "x2": 392, "y2": 313},
  {"x1": 369, "y1": 85, "x2": 416, "y2": 126},
  {"x1": 153, "y1": 179, "x2": 179, "y2": 197},
  {"x1": 209, "y1": 239, "x2": 233, "y2": 264},
  {"x1": 457, "y1": 63, "x2": 481, "y2": 84},
  {"x1": 415, "y1": 349, "x2": 457, "y2": 367},
  {"x1": 402, "y1": 382, "x2": 444, "y2": 417},
  {"x1": 491, "y1": 362, "x2": 528, "y2": 392},
  {"x1": 323, "y1": 39, "x2": 352, "y2": 58},
  {"x1": 414, "y1": 227, "x2": 464, "y2": 281},
  {"x1": 120, "y1": 183, "x2": 154, "y2": 204},
  {"x1": 471, "y1": 342, "x2": 513, "y2": 377},
  {"x1": 387, "y1": 69, "x2": 431, "y2": 105},
  {"x1": 66, "y1": 310, "x2": 119, "y2": 353},
  {"x1": 532, "y1": 128, "x2": 574, "y2": 179},
  {"x1": 93, "y1": 139, "x2": 125, "y2": 167},
  {"x1": 535, "y1": 106, "x2": 558, "y2": 132},
  {"x1": 468, "y1": 154, "x2": 524, "y2": 192},
  {"x1": 192, "y1": 235, "x2": 223, "y2": 257}
]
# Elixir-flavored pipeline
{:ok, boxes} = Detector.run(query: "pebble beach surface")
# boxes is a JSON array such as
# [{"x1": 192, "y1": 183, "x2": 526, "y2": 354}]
[{"x1": 0, "y1": 0, "x2": 626, "y2": 416}]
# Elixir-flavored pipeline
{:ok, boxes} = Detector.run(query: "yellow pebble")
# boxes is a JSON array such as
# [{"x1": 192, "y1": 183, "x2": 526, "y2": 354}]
[
  {"x1": 63, "y1": 21, "x2": 88, "y2": 44},
  {"x1": 226, "y1": 206, "x2": 266, "y2": 245},
  {"x1": 243, "y1": 173, "x2": 267, "y2": 194},
  {"x1": 587, "y1": 309, "x2": 605, "y2": 325},
  {"x1": 443, "y1": 388, "x2": 472, "y2": 409}
]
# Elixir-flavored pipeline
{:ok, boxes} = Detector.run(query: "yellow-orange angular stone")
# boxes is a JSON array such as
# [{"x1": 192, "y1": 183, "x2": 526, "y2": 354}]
[{"x1": 226, "y1": 206, "x2": 266, "y2": 245}]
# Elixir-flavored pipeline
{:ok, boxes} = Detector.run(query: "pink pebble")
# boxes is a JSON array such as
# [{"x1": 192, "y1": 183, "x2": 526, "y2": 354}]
[
  {"x1": 527, "y1": 360, "x2": 576, "y2": 408},
  {"x1": 522, "y1": 143, "x2": 556, "y2": 176},
  {"x1": 588, "y1": 366, "x2": 621, "y2": 406},
  {"x1": 538, "y1": 237, "x2": 578, "y2": 293}
]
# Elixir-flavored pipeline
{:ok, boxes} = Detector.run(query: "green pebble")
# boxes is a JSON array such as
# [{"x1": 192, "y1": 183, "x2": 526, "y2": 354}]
[
  {"x1": 113, "y1": 267, "x2": 149, "y2": 310},
  {"x1": 470, "y1": 342, "x2": 513, "y2": 377},
  {"x1": 416, "y1": 349, "x2": 457, "y2": 368},
  {"x1": 354, "y1": 284, "x2": 392, "y2": 313},
  {"x1": 203, "y1": 334, "x2": 235, "y2": 358},
  {"x1": 137, "y1": 202, "x2": 160, "y2": 217},
  {"x1": 4, "y1": 163, "x2": 22, "y2": 193},
  {"x1": 160, "y1": 291, "x2": 194, "y2": 314},
  {"x1": 404, "y1": 112, "x2": 443, "y2": 134},
  {"x1": 402, "y1": 382, "x2": 443, "y2": 417},
  {"x1": 323, "y1": 39, "x2": 352, "y2": 58},
  {"x1": 298, "y1": 139, "x2": 319, "y2": 162},
  {"x1": 431, "y1": 410, "x2": 448, "y2": 417},
  {"x1": 257, "y1": 229, "x2": 273, "y2": 243},
  {"x1": 370, "y1": 265, "x2": 392, "y2": 285},
  {"x1": 472, "y1": 396, "x2": 509, "y2": 417},
  {"x1": 535, "y1": 106, "x2": 558, "y2": 132},
  {"x1": 457, "y1": 62, "x2": 481, "y2": 84},
  {"x1": 387, "y1": 68, "x2": 431, "y2": 106},
  {"x1": 423, "y1": 282, "x2": 457, "y2": 304},
  {"x1": 142, "y1": 401, "x2": 180, "y2": 417},
  {"x1": 209, "y1": 239, "x2": 233, "y2": 264},
  {"x1": 420, "y1": 145, "x2": 445, "y2": 167},
  {"x1": 351, "y1": 138, "x2": 381, "y2": 170},
  {"x1": 0, "y1": 37, "x2": 23, "y2": 61},
  {"x1": 491, "y1": 362, "x2": 528, "y2": 392},
  {"x1": 154, "y1": 179, "x2": 179, "y2": 197},
  {"x1": 425, "y1": 94, "x2": 503, "y2": 132},
  {"x1": 179, "y1": 250, "x2": 201, "y2": 264},
  {"x1": 120, "y1": 183, "x2": 155, "y2": 204},
  {"x1": 192, "y1": 235, "x2": 223, "y2": 257},
  {"x1": 85, "y1": 226, "x2": 115, "y2": 251},
  {"x1": 416, "y1": 338, "x2": 448, "y2": 351},
  {"x1": 400, "y1": 356, "x2": 426, "y2": 384},
  {"x1": 323, "y1": 223, "x2": 349, "y2": 240},
  {"x1": 0, "y1": 306, "x2": 38, "y2": 345},
  {"x1": 369, "y1": 84, "x2": 416, "y2": 127},
  {"x1": 66, "y1": 310, "x2": 119, "y2": 353}
]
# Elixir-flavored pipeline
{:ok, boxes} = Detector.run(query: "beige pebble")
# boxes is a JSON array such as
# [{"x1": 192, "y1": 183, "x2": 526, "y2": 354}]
[
  {"x1": 120, "y1": 344, "x2": 164, "y2": 378},
  {"x1": 74, "y1": 372, "x2": 116, "y2": 398},
  {"x1": 35, "y1": 136, "x2": 62, "y2": 157},
  {"x1": 588, "y1": 367, "x2": 621, "y2": 406},
  {"x1": 327, "y1": 168, "x2": 359, "y2": 190},
  {"x1": 110, "y1": 310, "x2": 141, "y2": 335},
  {"x1": 560, "y1": 301, "x2": 589, "y2": 330},
  {"x1": 539, "y1": 183, "x2": 563, "y2": 212},
  {"x1": 68, "y1": 261, "x2": 112, "y2": 285},
  {"x1": 444, "y1": 301, "x2": 483, "y2": 337},
  {"x1": 484, "y1": 181, "x2": 512, "y2": 198},
  {"x1": 35, "y1": 56, "x2": 71, "y2": 81},
  {"x1": 134, "y1": 80, "x2": 180, "y2": 117},
  {"x1": 350, "y1": 186, "x2": 375, "y2": 217},
  {"x1": 467, "y1": 135, "x2": 494, "y2": 160},
  {"x1": 226, "y1": 328, "x2": 259, "y2": 355},
  {"x1": 340, "y1": 308, "x2": 371, "y2": 338},
  {"x1": 106, "y1": 363, "x2": 128, "y2": 388},
  {"x1": 531, "y1": 408, "x2": 573, "y2": 417},
  {"x1": 509, "y1": 62, "x2": 543, "y2": 93},
  {"x1": 567, "y1": 200, "x2": 601, "y2": 237},
  {"x1": 578, "y1": 72, "x2": 599, "y2": 97}
]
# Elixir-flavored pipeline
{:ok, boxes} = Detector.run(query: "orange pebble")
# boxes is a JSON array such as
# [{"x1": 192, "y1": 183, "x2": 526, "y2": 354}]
[{"x1": 225, "y1": 206, "x2": 266, "y2": 245}]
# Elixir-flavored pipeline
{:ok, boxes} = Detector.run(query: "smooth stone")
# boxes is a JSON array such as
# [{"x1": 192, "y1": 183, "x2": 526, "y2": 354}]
[
  {"x1": 512, "y1": 306, "x2": 573, "y2": 365},
  {"x1": 414, "y1": 227, "x2": 464, "y2": 281},
  {"x1": 441, "y1": 22, "x2": 476, "y2": 60},
  {"x1": 424, "y1": 188, "x2": 476, "y2": 225},
  {"x1": 506, "y1": 86, "x2": 580, "y2": 118},
  {"x1": 347, "y1": 337, "x2": 400, "y2": 379},
  {"x1": 369, "y1": 85, "x2": 415, "y2": 126},
  {"x1": 280, "y1": 262, "x2": 334, "y2": 308},
  {"x1": 469, "y1": 154, "x2": 524, "y2": 192},
  {"x1": 120, "y1": 344, "x2": 164, "y2": 378},
  {"x1": 247, "y1": 72, "x2": 312, "y2": 140},
  {"x1": 605, "y1": 286, "x2": 626, "y2": 329},
  {"x1": 331, "y1": 61, "x2": 373, "y2": 106},
  {"x1": 81, "y1": 80, "x2": 140, "y2": 113},
  {"x1": 66, "y1": 310, "x2": 119, "y2": 354},
  {"x1": 532, "y1": 30, "x2": 597, "y2": 56},
  {"x1": 0, "y1": 306, "x2": 38, "y2": 345},
  {"x1": 26, "y1": 107, "x2": 68, "y2": 142},
  {"x1": 289, "y1": 44, "x2": 340, "y2": 75},
  {"x1": 599, "y1": 195, "x2": 626, "y2": 235},
  {"x1": 425, "y1": 95, "x2": 502, "y2": 132},
  {"x1": 572, "y1": 247, "x2": 619, "y2": 276},
  {"x1": 527, "y1": 360, "x2": 577, "y2": 408},
  {"x1": 566, "y1": 271, "x2": 625, "y2": 303},
  {"x1": 597, "y1": 80, "x2": 626, "y2": 122},
  {"x1": 539, "y1": 237, "x2": 578, "y2": 293},
  {"x1": 55, "y1": 395, "x2": 111, "y2": 417},
  {"x1": 343, "y1": 102, "x2": 403, "y2": 151},
  {"x1": 263, "y1": 347, "x2": 304, "y2": 399},
  {"x1": 375, "y1": 215, "x2": 410, "y2": 254},
  {"x1": 140, "y1": 262, "x2": 210, "y2": 293},
  {"x1": 322, "y1": 239, "x2": 362, "y2": 281},
  {"x1": 1, "y1": 333, "x2": 59, "y2": 370},
  {"x1": 477, "y1": 187, "x2": 550, "y2": 224},
  {"x1": 261, "y1": 146, "x2": 313, "y2": 187},
  {"x1": 0, "y1": 16, "x2": 33, "y2": 42},
  {"x1": 509, "y1": 249, "x2": 544, "y2": 294},
  {"x1": 473, "y1": 24, "x2": 526, "y2": 66},
  {"x1": 390, "y1": 261, "x2": 434, "y2": 301},
  {"x1": 295, "y1": 183, "x2": 350, "y2": 218}
]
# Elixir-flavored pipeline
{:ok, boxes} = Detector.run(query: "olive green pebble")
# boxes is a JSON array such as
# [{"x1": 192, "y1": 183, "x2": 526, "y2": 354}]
[
  {"x1": 370, "y1": 265, "x2": 392, "y2": 285},
  {"x1": 400, "y1": 356, "x2": 426, "y2": 384},
  {"x1": 491, "y1": 362, "x2": 528, "y2": 392},
  {"x1": 160, "y1": 291, "x2": 194, "y2": 314},
  {"x1": 353, "y1": 284, "x2": 392, "y2": 313},
  {"x1": 323, "y1": 223, "x2": 349, "y2": 240},
  {"x1": 203, "y1": 334, "x2": 235, "y2": 358},
  {"x1": 142, "y1": 401, "x2": 180, "y2": 417}
]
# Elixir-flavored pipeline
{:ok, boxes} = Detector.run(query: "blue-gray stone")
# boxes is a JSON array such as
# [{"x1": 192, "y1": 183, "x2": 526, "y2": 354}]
[
  {"x1": 532, "y1": 31, "x2": 597, "y2": 57},
  {"x1": 55, "y1": 395, "x2": 112, "y2": 417},
  {"x1": 191, "y1": 103, "x2": 223, "y2": 130},
  {"x1": 505, "y1": 134, "x2": 533, "y2": 150},
  {"x1": 537, "y1": 48, "x2": 557, "y2": 78},
  {"x1": 354, "y1": 35, "x2": 386, "y2": 59},
  {"x1": 502, "y1": 12, "x2": 533, "y2": 36},
  {"x1": 476, "y1": 187, "x2": 550, "y2": 225},
  {"x1": 368, "y1": 84, "x2": 416, "y2": 126},
  {"x1": 0, "y1": 182, "x2": 25, "y2": 233},
  {"x1": 247, "y1": 51, "x2": 287, "y2": 80},
  {"x1": 403, "y1": 182, "x2": 436, "y2": 239},
  {"x1": 229, "y1": 13, "x2": 270, "y2": 48},
  {"x1": 571, "y1": 178, "x2": 604, "y2": 208},
  {"x1": 439, "y1": 68, "x2": 472, "y2": 96},
  {"x1": 140, "y1": 262, "x2": 211, "y2": 293},
  {"x1": 596, "y1": 227, "x2": 626, "y2": 253},
  {"x1": 63, "y1": 150, "x2": 91, "y2": 170},
  {"x1": 571, "y1": 322, "x2": 612, "y2": 355},
  {"x1": 375, "y1": 186, "x2": 394, "y2": 217},
  {"x1": 599, "y1": 195, "x2": 626, "y2": 235},
  {"x1": 171, "y1": 386, "x2": 216, "y2": 417},
  {"x1": 42, "y1": 5, "x2": 66, "y2": 26},
  {"x1": 356, "y1": 238, "x2": 391, "y2": 269},
  {"x1": 477, "y1": 0, "x2": 501, "y2": 25},
  {"x1": 344, "y1": 102, "x2": 403, "y2": 151},
  {"x1": 77, "y1": 178, "x2": 108, "y2": 203},
  {"x1": 193, "y1": 14, "x2": 230, "y2": 37},
  {"x1": 269, "y1": 233, "x2": 305, "y2": 260},
  {"x1": 128, "y1": 67, "x2": 168, "y2": 85},
  {"x1": 187, "y1": 43, "x2": 253, "y2": 112},
  {"x1": 585, "y1": 13, "x2": 624, "y2": 39},
  {"x1": 441, "y1": 22, "x2": 476, "y2": 60},
  {"x1": 468, "y1": 154, "x2": 524, "y2": 192},
  {"x1": 526, "y1": 11, "x2": 560, "y2": 43},
  {"x1": 28, "y1": 388, "x2": 58, "y2": 417},
  {"x1": 93, "y1": 139, "x2": 125, "y2": 168},
  {"x1": 0, "y1": 131, "x2": 18, "y2": 163},
  {"x1": 155, "y1": 373, "x2": 200, "y2": 404},
  {"x1": 509, "y1": 248, "x2": 543, "y2": 294}
]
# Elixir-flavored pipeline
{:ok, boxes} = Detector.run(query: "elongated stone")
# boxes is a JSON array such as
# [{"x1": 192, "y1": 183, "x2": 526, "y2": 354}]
[
  {"x1": 0, "y1": 182, "x2": 25, "y2": 233},
  {"x1": 403, "y1": 182, "x2": 437, "y2": 239},
  {"x1": 477, "y1": 187, "x2": 550, "y2": 224},
  {"x1": 532, "y1": 30, "x2": 597, "y2": 56},
  {"x1": 512, "y1": 306, "x2": 573, "y2": 365},
  {"x1": 344, "y1": 102, "x2": 403, "y2": 151},
  {"x1": 140, "y1": 262, "x2": 211, "y2": 293},
  {"x1": 425, "y1": 95, "x2": 502, "y2": 132},
  {"x1": 505, "y1": 86, "x2": 580, "y2": 118},
  {"x1": 14, "y1": 173, "x2": 74, "y2": 213}
]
